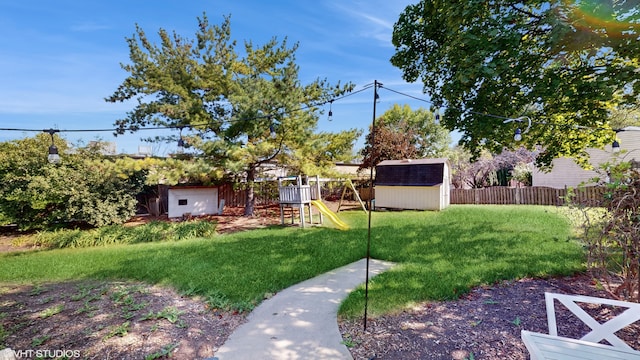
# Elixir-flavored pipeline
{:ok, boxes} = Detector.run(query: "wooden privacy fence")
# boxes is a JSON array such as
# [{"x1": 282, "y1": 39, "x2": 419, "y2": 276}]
[
  {"x1": 450, "y1": 186, "x2": 605, "y2": 206},
  {"x1": 217, "y1": 183, "x2": 606, "y2": 207},
  {"x1": 218, "y1": 180, "x2": 363, "y2": 207},
  {"x1": 218, "y1": 183, "x2": 280, "y2": 207}
]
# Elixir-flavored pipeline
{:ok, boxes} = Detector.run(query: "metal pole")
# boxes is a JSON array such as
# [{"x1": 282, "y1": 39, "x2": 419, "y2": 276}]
[{"x1": 364, "y1": 80, "x2": 380, "y2": 331}]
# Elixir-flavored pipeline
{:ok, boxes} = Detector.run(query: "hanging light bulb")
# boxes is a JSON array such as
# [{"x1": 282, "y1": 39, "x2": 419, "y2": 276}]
[
  {"x1": 44, "y1": 129, "x2": 60, "y2": 164},
  {"x1": 612, "y1": 140, "x2": 620, "y2": 153},
  {"x1": 514, "y1": 128, "x2": 522, "y2": 141},
  {"x1": 503, "y1": 116, "x2": 530, "y2": 142},
  {"x1": 435, "y1": 112, "x2": 440, "y2": 125},
  {"x1": 48, "y1": 144, "x2": 60, "y2": 164},
  {"x1": 328, "y1": 100, "x2": 334, "y2": 121},
  {"x1": 270, "y1": 123, "x2": 276, "y2": 138},
  {"x1": 177, "y1": 127, "x2": 185, "y2": 153}
]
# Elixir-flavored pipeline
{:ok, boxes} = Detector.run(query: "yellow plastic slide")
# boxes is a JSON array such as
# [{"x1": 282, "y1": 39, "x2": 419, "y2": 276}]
[{"x1": 311, "y1": 200, "x2": 349, "y2": 231}]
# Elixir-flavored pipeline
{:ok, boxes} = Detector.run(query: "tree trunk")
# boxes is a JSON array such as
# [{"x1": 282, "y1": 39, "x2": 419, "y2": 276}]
[{"x1": 244, "y1": 167, "x2": 256, "y2": 216}]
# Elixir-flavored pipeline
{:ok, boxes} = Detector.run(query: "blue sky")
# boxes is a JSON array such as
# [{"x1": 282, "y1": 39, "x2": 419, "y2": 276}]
[{"x1": 0, "y1": 0, "x2": 440, "y2": 155}]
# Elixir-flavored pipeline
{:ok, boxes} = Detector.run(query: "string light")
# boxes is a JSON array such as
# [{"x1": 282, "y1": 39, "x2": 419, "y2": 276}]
[
  {"x1": 612, "y1": 140, "x2": 621, "y2": 153},
  {"x1": 1, "y1": 82, "x2": 628, "y2": 153},
  {"x1": 43, "y1": 129, "x2": 60, "y2": 164},
  {"x1": 269, "y1": 123, "x2": 276, "y2": 138},
  {"x1": 503, "y1": 116, "x2": 531, "y2": 141},
  {"x1": 514, "y1": 128, "x2": 522, "y2": 142},
  {"x1": 0, "y1": 83, "x2": 373, "y2": 134},
  {"x1": 177, "y1": 127, "x2": 185, "y2": 153}
]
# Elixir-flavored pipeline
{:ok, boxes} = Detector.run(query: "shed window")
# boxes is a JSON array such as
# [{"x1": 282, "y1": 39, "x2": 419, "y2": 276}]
[{"x1": 178, "y1": 199, "x2": 188, "y2": 206}]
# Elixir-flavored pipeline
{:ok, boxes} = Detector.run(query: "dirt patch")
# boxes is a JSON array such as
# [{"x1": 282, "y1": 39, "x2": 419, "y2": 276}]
[
  {"x1": 124, "y1": 204, "x2": 283, "y2": 235},
  {"x1": 0, "y1": 281, "x2": 244, "y2": 359},
  {"x1": 0, "y1": 227, "x2": 35, "y2": 254}
]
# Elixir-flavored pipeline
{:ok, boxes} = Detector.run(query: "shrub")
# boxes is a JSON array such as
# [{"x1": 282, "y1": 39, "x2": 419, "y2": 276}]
[
  {"x1": 570, "y1": 158, "x2": 640, "y2": 302},
  {"x1": 28, "y1": 220, "x2": 218, "y2": 249},
  {"x1": 0, "y1": 135, "x2": 142, "y2": 230},
  {"x1": 599, "y1": 163, "x2": 640, "y2": 302}
]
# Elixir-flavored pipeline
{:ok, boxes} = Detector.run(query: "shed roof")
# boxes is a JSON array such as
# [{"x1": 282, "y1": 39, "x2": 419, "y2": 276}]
[
  {"x1": 377, "y1": 158, "x2": 449, "y2": 166},
  {"x1": 168, "y1": 185, "x2": 218, "y2": 189},
  {"x1": 376, "y1": 158, "x2": 448, "y2": 186}
]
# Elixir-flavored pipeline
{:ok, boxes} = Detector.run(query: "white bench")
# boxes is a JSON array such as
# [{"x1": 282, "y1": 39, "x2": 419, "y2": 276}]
[
  {"x1": 521, "y1": 292, "x2": 640, "y2": 360},
  {"x1": 522, "y1": 330, "x2": 640, "y2": 359}
]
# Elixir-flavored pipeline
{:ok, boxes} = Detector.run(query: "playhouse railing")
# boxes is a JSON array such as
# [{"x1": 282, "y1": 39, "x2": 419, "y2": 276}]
[
  {"x1": 310, "y1": 185, "x2": 320, "y2": 200},
  {"x1": 279, "y1": 185, "x2": 311, "y2": 204}
]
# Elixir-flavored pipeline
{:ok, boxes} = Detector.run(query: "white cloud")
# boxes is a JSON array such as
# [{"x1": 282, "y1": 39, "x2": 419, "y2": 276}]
[{"x1": 322, "y1": 1, "x2": 408, "y2": 46}]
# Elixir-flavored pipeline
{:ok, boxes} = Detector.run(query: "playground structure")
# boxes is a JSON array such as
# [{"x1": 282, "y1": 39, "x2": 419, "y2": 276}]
[
  {"x1": 277, "y1": 175, "x2": 350, "y2": 230},
  {"x1": 335, "y1": 178, "x2": 368, "y2": 213},
  {"x1": 311, "y1": 199, "x2": 348, "y2": 231}
]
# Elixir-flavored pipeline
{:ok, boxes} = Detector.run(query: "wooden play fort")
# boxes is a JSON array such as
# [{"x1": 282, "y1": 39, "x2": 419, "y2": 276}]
[{"x1": 277, "y1": 175, "x2": 350, "y2": 230}]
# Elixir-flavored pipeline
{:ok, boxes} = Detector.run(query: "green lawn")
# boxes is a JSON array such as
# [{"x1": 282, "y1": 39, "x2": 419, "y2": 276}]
[{"x1": 0, "y1": 205, "x2": 585, "y2": 317}]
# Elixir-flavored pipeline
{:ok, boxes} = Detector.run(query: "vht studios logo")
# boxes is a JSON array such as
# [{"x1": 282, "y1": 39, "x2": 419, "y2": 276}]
[{"x1": 12, "y1": 349, "x2": 81, "y2": 358}]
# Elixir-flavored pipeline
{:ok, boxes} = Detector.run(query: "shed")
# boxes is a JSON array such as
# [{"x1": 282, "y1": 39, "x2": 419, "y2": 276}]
[
  {"x1": 374, "y1": 158, "x2": 451, "y2": 210},
  {"x1": 167, "y1": 186, "x2": 220, "y2": 218}
]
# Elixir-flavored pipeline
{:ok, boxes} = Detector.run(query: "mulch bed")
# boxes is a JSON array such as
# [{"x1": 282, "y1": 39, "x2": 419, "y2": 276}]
[{"x1": 339, "y1": 274, "x2": 640, "y2": 359}]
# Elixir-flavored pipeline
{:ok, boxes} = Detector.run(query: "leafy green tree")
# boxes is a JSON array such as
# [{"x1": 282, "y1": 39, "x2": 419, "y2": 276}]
[
  {"x1": 359, "y1": 118, "x2": 418, "y2": 170},
  {"x1": 288, "y1": 130, "x2": 361, "y2": 177},
  {"x1": 359, "y1": 104, "x2": 450, "y2": 168},
  {"x1": 610, "y1": 106, "x2": 640, "y2": 129},
  {"x1": 107, "y1": 15, "x2": 357, "y2": 215},
  {"x1": 391, "y1": 1, "x2": 639, "y2": 168},
  {"x1": 450, "y1": 146, "x2": 537, "y2": 188},
  {"x1": 511, "y1": 162, "x2": 533, "y2": 187},
  {"x1": 448, "y1": 146, "x2": 473, "y2": 189},
  {"x1": 0, "y1": 135, "x2": 142, "y2": 229},
  {"x1": 454, "y1": 149, "x2": 499, "y2": 189},
  {"x1": 0, "y1": 134, "x2": 68, "y2": 228},
  {"x1": 111, "y1": 156, "x2": 223, "y2": 186}
]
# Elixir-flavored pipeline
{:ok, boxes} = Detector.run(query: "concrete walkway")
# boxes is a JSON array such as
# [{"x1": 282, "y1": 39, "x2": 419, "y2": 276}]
[{"x1": 213, "y1": 258, "x2": 395, "y2": 360}]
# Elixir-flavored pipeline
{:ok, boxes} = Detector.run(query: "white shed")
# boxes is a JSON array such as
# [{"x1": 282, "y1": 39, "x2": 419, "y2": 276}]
[
  {"x1": 167, "y1": 186, "x2": 220, "y2": 218},
  {"x1": 374, "y1": 158, "x2": 451, "y2": 211}
]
